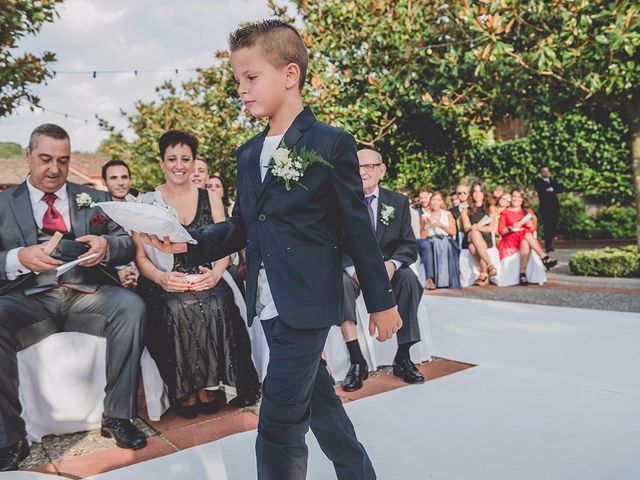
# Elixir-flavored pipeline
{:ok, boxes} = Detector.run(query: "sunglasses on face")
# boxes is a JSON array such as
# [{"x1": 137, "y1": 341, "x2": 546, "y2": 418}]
[
  {"x1": 456, "y1": 191, "x2": 468, "y2": 195},
  {"x1": 359, "y1": 163, "x2": 383, "y2": 172}
]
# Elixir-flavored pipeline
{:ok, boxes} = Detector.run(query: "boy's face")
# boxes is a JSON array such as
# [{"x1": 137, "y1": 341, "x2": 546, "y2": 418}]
[{"x1": 231, "y1": 45, "x2": 292, "y2": 119}]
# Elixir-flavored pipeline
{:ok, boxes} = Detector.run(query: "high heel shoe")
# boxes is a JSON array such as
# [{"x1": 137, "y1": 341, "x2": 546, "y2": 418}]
[
  {"x1": 474, "y1": 273, "x2": 489, "y2": 286},
  {"x1": 487, "y1": 263, "x2": 498, "y2": 279},
  {"x1": 542, "y1": 255, "x2": 558, "y2": 270},
  {"x1": 519, "y1": 272, "x2": 529, "y2": 286}
]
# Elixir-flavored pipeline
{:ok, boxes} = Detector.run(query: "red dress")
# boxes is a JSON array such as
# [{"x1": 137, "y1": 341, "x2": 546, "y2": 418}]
[{"x1": 497, "y1": 208, "x2": 541, "y2": 259}]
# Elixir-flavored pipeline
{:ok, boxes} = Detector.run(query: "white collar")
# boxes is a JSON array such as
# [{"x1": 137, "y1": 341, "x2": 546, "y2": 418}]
[
  {"x1": 26, "y1": 176, "x2": 68, "y2": 204},
  {"x1": 365, "y1": 186, "x2": 380, "y2": 199}
]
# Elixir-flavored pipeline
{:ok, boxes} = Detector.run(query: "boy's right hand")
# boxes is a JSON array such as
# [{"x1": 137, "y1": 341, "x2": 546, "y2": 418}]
[
  {"x1": 141, "y1": 234, "x2": 188, "y2": 254},
  {"x1": 18, "y1": 245, "x2": 62, "y2": 274},
  {"x1": 369, "y1": 307, "x2": 403, "y2": 342}
]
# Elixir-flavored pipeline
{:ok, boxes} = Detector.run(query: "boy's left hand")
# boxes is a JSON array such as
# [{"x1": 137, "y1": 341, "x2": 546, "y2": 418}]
[{"x1": 369, "y1": 307, "x2": 403, "y2": 342}]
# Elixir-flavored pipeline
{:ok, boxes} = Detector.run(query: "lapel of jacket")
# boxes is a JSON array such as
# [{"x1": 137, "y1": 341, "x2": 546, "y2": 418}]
[
  {"x1": 67, "y1": 183, "x2": 88, "y2": 237},
  {"x1": 247, "y1": 126, "x2": 269, "y2": 199},
  {"x1": 255, "y1": 107, "x2": 317, "y2": 211},
  {"x1": 9, "y1": 182, "x2": 38, "y2": 246},
  {"x1": 375, "y1": 187, "x2": 387, "y2": 244}
]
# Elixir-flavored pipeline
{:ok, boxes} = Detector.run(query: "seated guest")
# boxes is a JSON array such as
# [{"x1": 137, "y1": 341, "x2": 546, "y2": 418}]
[
  {"x1": 449, "y1": 192, "x2": 459, "y2": 209},
  {"x1": 418, "y1": 192, "x2": 461, "y2": 290},
  {"x1": 496, "y1": 191, "x2": 511, "y2": 216},
  {"x1": 397, "y1": 187, "x2": 421, "y2": 239},
  {"x1": 133, "y1": 130, "x2": 259, "y2": 419},
  {"x1": 189, "y1": 157, "x2": 209, "y2": 189},
  {"x1": 207, "y1": 175, "x2": 233, "y2": 217},
  {"x1": 102, "y1": 159, "x2": 138, "y2": 289},
  {"x1": 493, "y1": 185, "x2": 505, "y2": 203},
  {"x1": 498, "y1": 189, "x2": 558, "y2": 285},
  {"x1": 415, "y1": 187, "x2": 431, "y2": 216},
  {"x1": 449, "y1": 183, "x2": 469, "y2": 245},
  {"x1": 341, "y1": 149, "x2": 424, "y2": 392},
  {"x1": 461, "y1": 181, "x2": 498, "y2": 286},
  {"x1": 0, "y1": 124, "x2": 148, "y2": 471},
  {"x1": 101, "y1": 159, "x2": 138, "y2": 200}
]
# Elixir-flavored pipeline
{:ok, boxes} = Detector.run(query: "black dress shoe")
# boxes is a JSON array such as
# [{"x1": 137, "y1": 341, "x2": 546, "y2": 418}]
[
  {"x1": 197, "y1": 393, "x2": 221, "y2": 415},
  {"x1": 392, "y1": 359, "x2": 425, "y2": 384},
  {"x1": 342, "y1": 362, "x2": 369, "y2": 392},
  {"x1": 173, "y1": 401, "x2": 200, "y2": 419},
  {"x1": 101, "y1": 416, "x2": 147, "y2": 450},
  {"x1": 0, "y1": 438, "x2": 29, "y2": 472}
]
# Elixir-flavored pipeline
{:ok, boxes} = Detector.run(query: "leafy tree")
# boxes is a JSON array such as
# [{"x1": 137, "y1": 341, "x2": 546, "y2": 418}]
[
  {"x1": 0, "y1": 0, "x2": 62, "y2": 117},
  {"x1": 0, "y1": 141, "x2": 24, "y2": 158}
]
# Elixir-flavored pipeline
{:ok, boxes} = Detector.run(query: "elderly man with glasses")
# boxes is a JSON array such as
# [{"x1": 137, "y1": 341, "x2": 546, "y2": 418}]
[{"x1": 339, "y1": 149, "x2": 425, "y2": 392}]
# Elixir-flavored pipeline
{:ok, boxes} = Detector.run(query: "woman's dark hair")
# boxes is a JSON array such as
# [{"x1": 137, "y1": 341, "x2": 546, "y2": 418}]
[
  {"x1": 468, "y1": 181, "x2": 493, "y2": 217},
  {"x1": 158, "y1": 130, "x2": 198, "y2": 159},
  {"x1": 210, "y1": 175, "x2": 231, "y2": 207},
  {"x1": 510, "y1": 188, "x2": 531, "y2": 215}
]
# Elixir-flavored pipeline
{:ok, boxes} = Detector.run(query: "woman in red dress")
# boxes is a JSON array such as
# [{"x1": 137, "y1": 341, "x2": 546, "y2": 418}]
[{"x1": 498, "y1": 189, "x2": 558, "y2": 285}]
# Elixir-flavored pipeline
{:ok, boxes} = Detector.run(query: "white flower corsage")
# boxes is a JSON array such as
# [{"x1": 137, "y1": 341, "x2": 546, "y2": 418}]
[
  {"x1": 268, "y1": 145, "x2": 333, "y2": 191},
  {"x1": 75, "y1": 192, "x2": 95, "y2": 209},
  {"x1": 380, "y1": 203, "x2": 395, "y2": 225}
]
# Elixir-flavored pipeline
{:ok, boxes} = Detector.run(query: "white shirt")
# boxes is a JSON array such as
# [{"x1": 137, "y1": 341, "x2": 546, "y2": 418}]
[
  {"x1": 423, "y1": 209, "x2": 450, "y2": 237},
  {"x1": 344, "y1": 186, "x2": 402, "y2": 278},
  {"x1": 5, "y1": 179, "x2": 72, "y2": 280},
  {"x1": 255, "y1": 134, "x2": 284, "y2": 321}
]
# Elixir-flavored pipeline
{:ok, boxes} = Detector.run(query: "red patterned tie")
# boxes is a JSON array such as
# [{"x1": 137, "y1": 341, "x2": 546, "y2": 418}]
[{"x1": 41, "y1": 193, "x2": 68, "y2": 234}]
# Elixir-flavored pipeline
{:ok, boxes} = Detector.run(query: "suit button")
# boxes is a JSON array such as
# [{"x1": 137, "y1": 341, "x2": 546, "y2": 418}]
[{"x1": 258, "y1": 213, "x2": 267, "y2": 222}]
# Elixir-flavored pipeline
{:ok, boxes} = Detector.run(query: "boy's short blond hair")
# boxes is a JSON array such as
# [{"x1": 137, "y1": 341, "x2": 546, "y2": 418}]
[{"x1": 229, "y1": 19, "x2": 308, "y2": 91}]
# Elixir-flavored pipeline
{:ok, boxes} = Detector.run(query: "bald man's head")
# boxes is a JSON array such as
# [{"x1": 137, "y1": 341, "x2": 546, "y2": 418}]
[{"x1": 357, "y1": 148, "x2": 385, "y2": 195}]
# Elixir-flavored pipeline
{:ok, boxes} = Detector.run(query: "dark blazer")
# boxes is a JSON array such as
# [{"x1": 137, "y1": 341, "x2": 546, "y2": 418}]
[
  {"x1": 343, "y1": 187, "x2": 417, "y2": 269},
  {"x1": 185, "y1": 107, "x2": 396, "y2": 328},
  {"x1": 0, "y1": 181, "x2": 134, "y2": 295},
  {"x1": 533, "y1": 177, "x2": 564, "y2": 210}
]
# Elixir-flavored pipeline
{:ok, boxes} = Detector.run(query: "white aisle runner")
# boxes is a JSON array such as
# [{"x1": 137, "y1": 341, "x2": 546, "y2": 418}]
[{"x1": 88, "y1": 297, "x2": 640, "y2": 480}]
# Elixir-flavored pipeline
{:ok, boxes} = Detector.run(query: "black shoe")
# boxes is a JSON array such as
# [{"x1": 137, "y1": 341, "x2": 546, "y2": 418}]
[
  {"x1": 392, "y1": 359, "x2": 425, "y2": 384},
  {"x1": 519, "y1": 273, "x2": 529, "y2": 286},
  {"x1": 545, "y1": 247, "x2": 555, "y2": 253},
  {"x1": 542, "y1": 255, "x2": 558, "y2": 270},
  {"x1": 342, "y1": 362, "x2": 369, "y2": 392},
  {"x1": 0, "y1": 438, "x2": 29, "y2": 472},
  {"x1": 173, "y1": 395, "x2": 200, "y2": 419},
  {"x1": 101, "y1": 416, "x2": 147, "y2": 450},
  {"x1": 197, "y1": 392, "x2": 221, "y2": 415}
]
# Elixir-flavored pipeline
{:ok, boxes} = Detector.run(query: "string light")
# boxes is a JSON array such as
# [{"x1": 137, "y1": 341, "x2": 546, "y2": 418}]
[{"x1": 53, "y1": 68, "x2": 199, "y2": 78}]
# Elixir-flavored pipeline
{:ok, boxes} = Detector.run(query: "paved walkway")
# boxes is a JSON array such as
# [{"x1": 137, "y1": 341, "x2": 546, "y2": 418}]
[{"x1": 18, "y1": 246, "x2": 639, "y2": 476}]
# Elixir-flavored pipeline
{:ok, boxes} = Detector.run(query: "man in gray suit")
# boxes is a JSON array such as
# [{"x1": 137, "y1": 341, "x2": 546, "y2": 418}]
[
  {"x1": 340, "y1": 149, "x2": 425, "y2": 392},
  {"x1": 0, "y1": 124, "x2": 147, "y2": 472}
]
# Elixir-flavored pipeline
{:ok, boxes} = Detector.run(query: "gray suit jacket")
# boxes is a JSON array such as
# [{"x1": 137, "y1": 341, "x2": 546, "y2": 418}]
[{"x1": 0, "y1": 181, "x2": 134, "y2": 295}]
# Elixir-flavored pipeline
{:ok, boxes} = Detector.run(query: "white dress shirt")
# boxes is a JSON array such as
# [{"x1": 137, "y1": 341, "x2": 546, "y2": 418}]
[
  {"x1": 344, "y1": 186, "x2": 402, "y2": 278},
  {"x1": 5, "y1": 179, "x2": 72, "y2": 280},
  {"x1": 255, "y1": 134, "x2": 284, "y2": 321}
]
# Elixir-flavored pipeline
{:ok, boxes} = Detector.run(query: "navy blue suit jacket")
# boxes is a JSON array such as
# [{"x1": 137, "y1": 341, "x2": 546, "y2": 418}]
[{"x1": 186, "y1": 107, "x2": 396, "y2": 328}]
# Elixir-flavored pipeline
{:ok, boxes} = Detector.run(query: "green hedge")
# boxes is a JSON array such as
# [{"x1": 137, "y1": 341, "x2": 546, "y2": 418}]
[{"x1": 569, "y1": 246, "x2": 640, "y2": 278}]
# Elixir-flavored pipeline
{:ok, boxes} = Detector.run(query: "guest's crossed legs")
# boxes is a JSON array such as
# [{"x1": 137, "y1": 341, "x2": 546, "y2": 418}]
[
  {"x1": 0, "y1": 285, "x2": 145, "y2": 448},
  {"x1": 258, "y1": 316, "x2": 375, "y2": 480}
]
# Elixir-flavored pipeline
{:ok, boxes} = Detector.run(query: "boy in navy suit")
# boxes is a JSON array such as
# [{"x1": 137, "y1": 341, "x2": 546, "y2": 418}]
[{"x1": 145, "y1": 20, "x2": 402, "y2": 480}]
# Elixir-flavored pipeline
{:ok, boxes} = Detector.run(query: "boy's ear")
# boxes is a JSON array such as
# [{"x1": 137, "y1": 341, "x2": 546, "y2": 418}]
[{"x1": 284, "y1": 62, "x2": 301, "y2": 89}]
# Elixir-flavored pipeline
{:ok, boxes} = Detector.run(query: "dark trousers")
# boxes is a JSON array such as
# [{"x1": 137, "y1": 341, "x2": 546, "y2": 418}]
[
  {"x1": 541, "y1": 206, "x2": 560, "y2": 249},
  {"x1": 257, "y1": 316, "x2": 375, "y2": 480},
  {"x1": 341, "y1": 268, "x2": 422, "y2": 345},
  {"x1": 0, "y1": 284, "x2": 146, "y2": 448}
]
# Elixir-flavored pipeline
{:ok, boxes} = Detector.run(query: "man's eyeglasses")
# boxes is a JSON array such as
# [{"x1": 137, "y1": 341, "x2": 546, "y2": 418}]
[
  {"x1": 359, "y1": 163, "x2": 382, "y2": 172},
  {"x1": 456, "y1": 191, "x2": 469, "y2": 195}
]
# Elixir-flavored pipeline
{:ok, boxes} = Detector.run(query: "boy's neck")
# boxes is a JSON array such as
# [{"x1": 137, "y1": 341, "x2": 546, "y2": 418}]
[{"x1": 267, "y1": 98, "x2": 304, "y2": 136}]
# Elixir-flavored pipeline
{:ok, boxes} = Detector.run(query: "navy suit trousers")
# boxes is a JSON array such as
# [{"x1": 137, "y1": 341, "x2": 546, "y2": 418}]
[{"x1": 257, "y1": 317, "x2": 376, "y2": 480}]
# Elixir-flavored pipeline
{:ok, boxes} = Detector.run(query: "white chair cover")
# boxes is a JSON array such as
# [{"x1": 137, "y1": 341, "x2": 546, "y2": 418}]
[
  {"x1": 16, "y1": 271, "x2": 268, "y2": 441},
  {"x1": 500, "y1": 252, "x2": 547, "y2": 286},
  {"x1": 459, "y1": 247, "x2": 504, "y2": 287},
  {"x1": 324, "y1": 295, "x2": 433, "y2": 382},
  {"x1": 409, "y1": 261, "x2": 426, "y2": 288}
]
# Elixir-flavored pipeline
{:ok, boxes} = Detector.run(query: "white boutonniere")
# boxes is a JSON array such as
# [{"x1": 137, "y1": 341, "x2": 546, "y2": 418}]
[
  {"x1": 269, "y1": 145, "x2": 333, "y2": 191},
  {"x1": 380, "y1": 203, "x2": 395, "y2": 225},
  {"x1": 75, "y1": 192, "x2": 95, "y2": 209}
]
